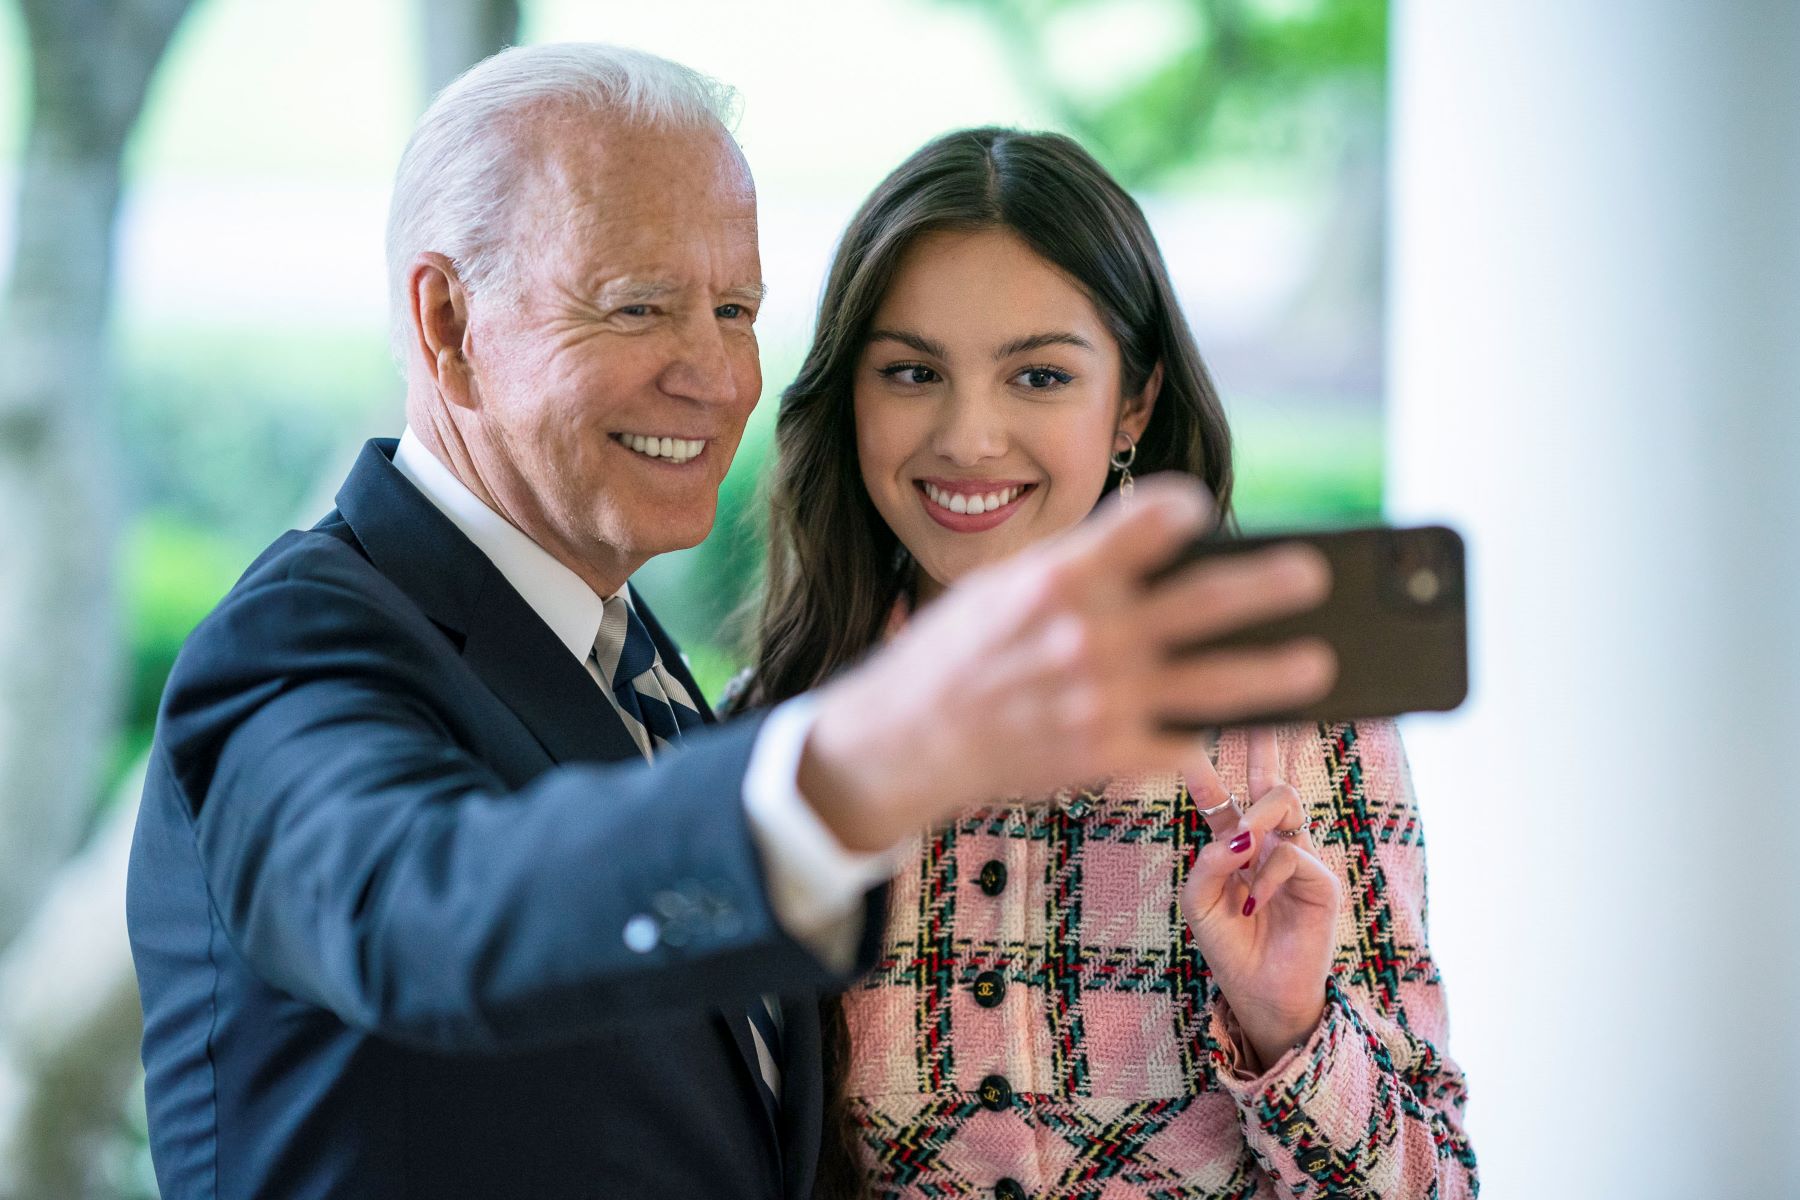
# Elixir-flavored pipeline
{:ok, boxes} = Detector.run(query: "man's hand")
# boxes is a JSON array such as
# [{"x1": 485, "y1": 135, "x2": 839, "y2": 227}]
[{"x1": 798, "y1": 475, "x2": 1335, "y2": 854}]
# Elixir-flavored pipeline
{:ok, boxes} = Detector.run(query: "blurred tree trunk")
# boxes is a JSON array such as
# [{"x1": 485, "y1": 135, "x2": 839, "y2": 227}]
[
  {"x1": 0, "y1": 0, "x2": 197, "y2": 955},
  {"x1": 0, "y1": 4, "x2": 526, "y2": 1195},
  {"x1": 420, "y1": 0, "x2": 521, "y2": 99},
  {"x1": 0, "y1": 2, "x2": 197, "y2": 1188},
  {"x1": 0, "y1": 767, "x2": 144, "y2": 1200}
]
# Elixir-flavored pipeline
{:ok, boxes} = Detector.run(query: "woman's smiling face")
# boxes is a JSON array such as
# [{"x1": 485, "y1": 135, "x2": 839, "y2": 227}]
[{"x1": 853, "y1": 226, "x2": 1155, "y2": 601}]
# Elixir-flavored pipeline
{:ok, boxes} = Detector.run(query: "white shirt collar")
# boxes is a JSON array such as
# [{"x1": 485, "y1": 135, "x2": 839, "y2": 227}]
[{"x1": 393, "y1": 427, "x2": 614, "y2": 664}]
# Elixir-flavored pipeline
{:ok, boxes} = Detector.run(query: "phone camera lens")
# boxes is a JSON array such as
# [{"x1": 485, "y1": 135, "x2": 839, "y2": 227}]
[{"x1": 1406, "y1": 567, "x2": 1441, "y2": 605}]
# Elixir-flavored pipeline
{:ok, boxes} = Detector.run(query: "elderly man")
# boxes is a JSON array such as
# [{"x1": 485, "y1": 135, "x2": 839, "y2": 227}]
[{"x1": 127, "y1": 43, "x2": 1332, "y2": 1200}]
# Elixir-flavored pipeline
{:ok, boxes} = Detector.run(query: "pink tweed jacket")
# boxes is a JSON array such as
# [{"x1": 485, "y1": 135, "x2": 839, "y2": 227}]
[{"x1": 840, "y1": 719, "x2": 1477, "y2": 1198}]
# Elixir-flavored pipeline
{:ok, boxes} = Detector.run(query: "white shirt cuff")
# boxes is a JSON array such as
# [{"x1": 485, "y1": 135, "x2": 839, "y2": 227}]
[{"x1": 742, "y1": 696, "x2": 897, "y2": 971}]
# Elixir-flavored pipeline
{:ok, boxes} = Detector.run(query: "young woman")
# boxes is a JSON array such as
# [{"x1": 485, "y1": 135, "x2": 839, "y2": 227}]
[{"x1": 739, "y1": 128, "x2": 1477, "y2": 1199}]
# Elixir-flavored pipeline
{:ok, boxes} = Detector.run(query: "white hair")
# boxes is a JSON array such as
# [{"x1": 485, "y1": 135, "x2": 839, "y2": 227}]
[{"x1": 384, "y1": 42, "x2": 741, "y2": 362}]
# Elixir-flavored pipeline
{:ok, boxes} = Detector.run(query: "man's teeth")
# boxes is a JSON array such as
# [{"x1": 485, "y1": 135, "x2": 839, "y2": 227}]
[
  {"x1": 620, "y1": 434, "x2": 706, "y2": 464},
  {"x1": 921, "y1": 482, "x2": 1025, "y2": 515}
]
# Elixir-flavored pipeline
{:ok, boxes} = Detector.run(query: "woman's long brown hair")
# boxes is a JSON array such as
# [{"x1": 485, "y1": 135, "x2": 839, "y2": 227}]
[{"x1": 733, "y1": 127, "x2": 1237, "y2": 1198}]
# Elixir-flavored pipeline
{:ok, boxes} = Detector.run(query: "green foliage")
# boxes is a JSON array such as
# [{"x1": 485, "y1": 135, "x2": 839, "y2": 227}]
[
  {"x1": 1229, "y1": 400, "x2": 1382, "y2": 530},
  {"x1": 112, "y1": 512, "x2": 250, "y2": 791},
  {"x1": 115, "y1": 323, "x2": 400, "y2": 547},
  {"x1": 107, "y1": 323, "x2": 399, "y2": 793},
  {"x1": 936, "y1": 0, "x2": 1387, "y2": 186}
]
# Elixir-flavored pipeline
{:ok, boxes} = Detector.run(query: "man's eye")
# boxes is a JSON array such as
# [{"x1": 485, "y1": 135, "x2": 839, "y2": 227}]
[
  {"x1": 879, "y1": 363, "x2": 939, "y2": 386},
  {"x1": 1017, "y1": 367, "x2": 1073, "y2": 390},
  {"x1": 618, "y1": 305, "x2": 654, "y2": 318},
  {"x1": 716, "y1": 303, "x2": 749, "y2": 320}
]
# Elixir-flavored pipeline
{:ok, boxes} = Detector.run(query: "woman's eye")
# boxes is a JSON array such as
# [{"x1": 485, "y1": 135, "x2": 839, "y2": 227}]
[
  {"x1": 880, "y1": 363, "x2": 939, "y2": 386},
  {"x1": 1017, "y1": 366, "x2": 1073, "y2": 390}
]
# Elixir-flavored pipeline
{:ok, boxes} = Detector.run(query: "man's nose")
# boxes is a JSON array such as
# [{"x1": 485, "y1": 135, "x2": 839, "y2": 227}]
[
  {"x1": 660, "y1": 313, "x2": 743, "y2": 406},
  {"x1": 930, "y1": 389, "x2": 1008, "y2": 466}
]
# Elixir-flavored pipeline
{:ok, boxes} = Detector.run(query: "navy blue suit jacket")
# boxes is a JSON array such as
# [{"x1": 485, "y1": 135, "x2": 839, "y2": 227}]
[{"x1": 127, "y1": 439, "x2": 880, "y2": 1199}]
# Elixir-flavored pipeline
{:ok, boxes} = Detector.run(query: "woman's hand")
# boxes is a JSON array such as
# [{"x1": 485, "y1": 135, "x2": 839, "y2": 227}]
[{"x1": 1181, "y1": 727, "x2": 1341, "y2": 1073}]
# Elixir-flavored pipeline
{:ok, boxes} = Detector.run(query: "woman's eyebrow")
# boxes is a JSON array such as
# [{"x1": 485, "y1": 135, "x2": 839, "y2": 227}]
[
  {"x1": 993, "y1": 331, "x2": 1095, "y2": 359},
  {"x1": 867, "y1": 328, "x2": 950, "y2": 359}
]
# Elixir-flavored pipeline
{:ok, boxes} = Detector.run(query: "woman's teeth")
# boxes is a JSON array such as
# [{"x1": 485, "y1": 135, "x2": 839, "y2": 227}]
[
  {"x1": 618, "y1": 434, "x2": 705, "y2": 464},
  {"x1": 921, "y1": 482, "x2": 1025, "y2": 515}
]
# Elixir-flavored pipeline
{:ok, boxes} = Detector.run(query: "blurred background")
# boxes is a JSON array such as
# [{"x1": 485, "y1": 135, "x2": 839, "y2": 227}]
[{"x1": 0, "y1": 0, "x2": 1795, "y2": 1196}]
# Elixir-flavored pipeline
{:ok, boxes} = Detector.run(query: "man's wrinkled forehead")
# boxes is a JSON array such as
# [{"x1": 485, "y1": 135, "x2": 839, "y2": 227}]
[
  {"x1": 483, "y1": 105, "x2": 760, "y2": 299},
  {"x1": 518, "y1": 106, "x2": 755, "y2": 220}
]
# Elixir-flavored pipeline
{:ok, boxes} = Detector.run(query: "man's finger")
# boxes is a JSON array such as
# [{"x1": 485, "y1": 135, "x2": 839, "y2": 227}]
[
  {"x1": 1138, "y1": 543, "x2": 1331, "y2": 650},
  {"x1": 1148, "y1": 640, "x2": 1336, "y2": 726},
  {"x1": 1048, "y1": 474, "x2": 1216, "y2": 585}
]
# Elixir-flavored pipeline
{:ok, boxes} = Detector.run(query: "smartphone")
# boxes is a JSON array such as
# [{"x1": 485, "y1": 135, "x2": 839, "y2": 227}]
[{"x1": 1154, "y1": 523, "x2": 1469, "y2": 728}]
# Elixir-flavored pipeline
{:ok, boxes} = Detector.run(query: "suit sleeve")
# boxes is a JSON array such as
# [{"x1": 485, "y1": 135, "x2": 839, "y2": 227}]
[
  {"x1": 156, "y1": 555, "x2": 880, "y2": 1053},
  {"x1": 1206, "y1": 719, "x2": 1479, "y2": 1198}
]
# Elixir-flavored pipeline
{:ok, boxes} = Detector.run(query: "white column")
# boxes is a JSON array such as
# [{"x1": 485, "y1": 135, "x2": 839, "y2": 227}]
[{"x1": 1387, "y1": 3, "x2": 1800, "y2": 1195}]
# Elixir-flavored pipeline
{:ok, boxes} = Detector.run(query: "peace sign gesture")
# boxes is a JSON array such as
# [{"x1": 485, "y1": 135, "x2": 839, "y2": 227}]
[{"x1": 1181, "y1": 727, "x2": 1341, "y2": 1072}]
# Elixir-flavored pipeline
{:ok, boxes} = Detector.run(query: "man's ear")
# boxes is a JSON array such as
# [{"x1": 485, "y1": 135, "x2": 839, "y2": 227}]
[
  {"x1": 410, "y1": 252, "x2": 478, "y2": 409},
  {"x1": 1121, "y1": 361, "x2": 1163, "y2": 442}
]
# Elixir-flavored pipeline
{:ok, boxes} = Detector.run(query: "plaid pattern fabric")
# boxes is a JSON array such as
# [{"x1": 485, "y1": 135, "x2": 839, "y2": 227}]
[{"x1": 842, "y1": 719, "x2": 1477, "y2": 1199}]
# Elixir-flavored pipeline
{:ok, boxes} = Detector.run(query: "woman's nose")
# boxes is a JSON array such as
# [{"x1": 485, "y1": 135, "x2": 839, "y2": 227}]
[{"x1": 930, "y1": 389, "x2": 1008, "y2": 465}]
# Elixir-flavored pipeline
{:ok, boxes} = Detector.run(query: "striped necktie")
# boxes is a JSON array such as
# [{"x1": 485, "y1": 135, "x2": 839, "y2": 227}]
[
  {"x1": 593, "y1": 593, "x2": 783, "y2": 1129},
  {"x1": 594, "y1": 594, "x2": 704, "y2": 757}
]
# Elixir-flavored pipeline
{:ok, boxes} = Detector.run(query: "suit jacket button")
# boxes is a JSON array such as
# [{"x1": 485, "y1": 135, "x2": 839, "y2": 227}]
[
  {"x1": 653, "y1": 890, "x2": 692, "y2": 920},
  {"x1": 977, "y1": 1073, "x2": 1012, "y2": 1111},
  {"x1": 976, "y1": 859, "x2": 1007, "y2": 896},
  {"x1": 622, "y1": 914, "x2": 659, "y2": 953},
  {"x1": 994, "y1": 1178, "x2": 1027, "y2": 1200},
  {"x1": 972, "y1": 970, "x2": 1005, "y2": 1008}
]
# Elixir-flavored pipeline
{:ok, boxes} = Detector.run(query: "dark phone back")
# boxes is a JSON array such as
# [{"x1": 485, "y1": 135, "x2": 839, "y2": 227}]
[{"x1": 1157, "y1": 524, "x2": 1469, "y2": 728}]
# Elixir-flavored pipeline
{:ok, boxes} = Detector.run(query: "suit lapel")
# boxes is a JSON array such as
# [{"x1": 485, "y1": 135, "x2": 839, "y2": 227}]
[
  {"x1": 333, "y1": 438, "x2": 639, "y2": 767},
  {"x1": 337, "y1": 440, "x2": 795, "y2": 1170},
  {"x1": 715, "y1": 995, "x2": 824, "y2": 1197},
  {"x1": 459, "y1": 574, "x2": 641, "y2": 765},
  {"x1": 717, "y1": 1009, "x2": 783, "y2": 1157},
  {"x1": 777, "y1": 996, "x2": 824, "y2": 1200}
]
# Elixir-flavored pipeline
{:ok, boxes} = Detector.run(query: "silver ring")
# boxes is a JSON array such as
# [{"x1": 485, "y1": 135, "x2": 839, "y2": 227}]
[
  {"x1": 1275, "y1": 825, "x2": 1308, "y2": 839},
  {"x1": 1195, "y1": 791, "x2": 1241, "y2": 819}
]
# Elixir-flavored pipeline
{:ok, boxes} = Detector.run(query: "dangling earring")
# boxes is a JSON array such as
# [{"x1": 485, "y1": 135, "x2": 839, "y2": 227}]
[{"x1": 1110, "y1": 430, "x2": 1138, "y2": 503}]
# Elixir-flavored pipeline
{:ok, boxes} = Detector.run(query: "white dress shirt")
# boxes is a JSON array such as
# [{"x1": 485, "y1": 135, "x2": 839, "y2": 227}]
[{"x1": 392, "y1": 428, "x2": 892, "y2": 967}]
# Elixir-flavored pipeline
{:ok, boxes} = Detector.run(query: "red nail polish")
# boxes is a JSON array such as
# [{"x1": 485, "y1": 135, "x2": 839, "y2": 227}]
[
  {"x1": 1242, "y1": 896, "x2": 1256, "y2": 917},
  {"x1": 1229, "y1": 833, "x2": 1251, "y2": 854}
]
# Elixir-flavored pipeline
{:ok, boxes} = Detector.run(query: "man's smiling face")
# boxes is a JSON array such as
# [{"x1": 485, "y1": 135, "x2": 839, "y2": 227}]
[{"x1": 457, "y1": 113, "x2": 764, "y2": 586}]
